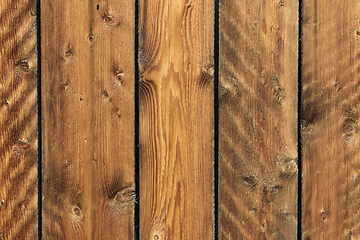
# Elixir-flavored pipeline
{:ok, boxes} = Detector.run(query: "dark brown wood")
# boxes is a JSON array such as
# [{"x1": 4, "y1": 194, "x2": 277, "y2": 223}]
[
  {"x1": 219, "y1": 0, "x2": 299, "y2": 238},
  {"x1": 302, "y1": 0, "x2": 360, "y2": 238},
  {"x1": 0, "y1": 0, "x2": 38, "y2": 239},
  {"x1": 138, "y1": 0, "x2": 214, "y2": 239},
  {"x1": 41, "y1": 0, "x2": 135, "y2": 238}
]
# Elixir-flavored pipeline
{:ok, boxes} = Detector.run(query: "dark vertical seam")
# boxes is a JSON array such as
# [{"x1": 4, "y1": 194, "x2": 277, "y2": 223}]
[
  {"x1": 134, "y1": 0, "x2": 140, "y2": 238},
  {"x1": 36, "y1": 0, "x2": 42, "y2": 239},
  {"x1": 298, "y1": 0, "x2": 303, "y2": 239},
  {"x1": 214, "y1": 0, "x2": 220, "y2": 239}
]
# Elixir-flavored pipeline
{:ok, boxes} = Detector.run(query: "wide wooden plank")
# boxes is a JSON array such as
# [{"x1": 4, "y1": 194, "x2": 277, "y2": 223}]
[
  {"x1": 219, "y1": 0, "x2": 298, "y2": 239},
  {"x1": 138, "y1": 0, "x2": 214, "y2": 239},
  {"x1": 0, "y1": 0, "x2": 38, "y2": 239},
  {"x1": 41, "y1": 0, "x2": 135, "y2": 238},
  {"x1": 302, "y1": 0, "x2": 360, "y2": 238}
]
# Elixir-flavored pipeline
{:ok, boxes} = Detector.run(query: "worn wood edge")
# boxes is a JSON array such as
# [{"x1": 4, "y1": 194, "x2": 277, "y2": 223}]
[{"x1": 0, "y1": 0, "x2": 38, "y2": 239}]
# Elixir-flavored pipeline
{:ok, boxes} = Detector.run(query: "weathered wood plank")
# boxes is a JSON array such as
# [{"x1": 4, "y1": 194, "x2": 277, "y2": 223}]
[
  {"x1": 41, "y1": 0, "x2": 135, "y2": 238},
  {"x1": 0, "y1": 0, "x2": 38, "y2": 239},
  {"x1": 138, "y1": 0, "x2": 214, "y2": 239},
  {"x1": 219, "y1": 0, "x2": 298, "y2": 238},
  {"x1": 302, "y1": 0, "x2": 360, "y2": 238}
]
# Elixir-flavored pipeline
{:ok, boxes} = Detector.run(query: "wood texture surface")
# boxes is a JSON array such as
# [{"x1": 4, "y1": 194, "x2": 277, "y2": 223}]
[
  {"x1": 0, "y1": 0, "x2": 38, "y2": 239},
  {"x1": 41, "y1": 0, "x2": 135, "y2": 239},
  {"x1": 138, "y1": 0, "x2": 214, "y2": 239},
  {"x1": 219, "y1": 0, "x2": 298, "y2": 239},
  {"x1": 302, "y1": 0, "x2": 360, "y2": 238}
]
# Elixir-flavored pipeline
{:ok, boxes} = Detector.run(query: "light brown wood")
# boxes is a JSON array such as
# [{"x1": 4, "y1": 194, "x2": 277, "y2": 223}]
[
  {"x1": 41, "y1": 0, "x2": 135, "y2": 238},
  {"x1": 0, "y1": 0, "x2": 38, "y2": 239},
  {"x1": 302, "y1": 0, "x2": 360, "y2": 238},
  {"x1": 219, "y1": 0, "x2": 298, "y2": 238},
  {"x1": 138, "y1": 0, "x2": 214, "y2": 239}
]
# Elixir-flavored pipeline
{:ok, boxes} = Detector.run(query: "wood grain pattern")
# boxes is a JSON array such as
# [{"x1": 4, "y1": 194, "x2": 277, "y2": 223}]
[
  {"x1": 0, "y1": 0, "x2": 38, "y2": 239},
  {"x1": 41, "y1": 0, "x2": 135, "y2": 238},
  {"x1": 219, "y1": 0, "x2": 298, "y2": 239},
  {"x1": 302, "y1": 0, "x2": 360, "y2": 238},
  {"x1": 138, "y1": 0, "x2": 214, "y2": 239}
]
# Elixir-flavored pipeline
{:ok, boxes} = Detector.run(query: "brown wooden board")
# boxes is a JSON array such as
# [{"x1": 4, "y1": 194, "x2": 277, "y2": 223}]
[
  {"x1": 41, "y1": 0, "x2": 135, "y2": 238},
  {"x1": 302, "y1": 0, "x2": 360, "y2": 238},
  {"x1": 0, "y1": 0, "x2": 38, "y2": 239},
  {"x1": 219, "y1": 0, "x2": 299, "y2": 239},
  {"x1": 138, "y1": 0, "x2": 214, "y2": 239}
]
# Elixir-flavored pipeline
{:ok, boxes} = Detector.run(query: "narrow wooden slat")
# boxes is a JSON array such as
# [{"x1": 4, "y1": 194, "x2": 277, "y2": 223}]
[
  {"x1": 0, "y1": 0, "x2": 38, "y2": 239},
  {"x1": 219, "y1": 0, "x2": 298, "y2": 238},
  {"x1": 138, "y1": 0, "x2": 214, "y2": 238},
  {"x1": 302, "y1": 0, "x2": 360, "y2": 238},
  {"x1": 41, "y1": 0, "x2": 135, "y2": 238}
]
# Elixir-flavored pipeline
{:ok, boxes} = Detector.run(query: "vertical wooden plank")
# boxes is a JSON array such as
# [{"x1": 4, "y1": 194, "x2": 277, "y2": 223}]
[
  {"x1": 0, "y1": 0, "x2": 38, "y2": 239},
  {"x1": 302, "y1": 0, "x2": 360, "y2": 238},
  {"x1": 219, "y1": 0, "x2": 298, "y2": 239},
  {"x1": 138, "y1": 0, "x2": 214, "y2": 239},
  {"x1": 41, "y1": 0, "x2": 135, "y2": 238}
]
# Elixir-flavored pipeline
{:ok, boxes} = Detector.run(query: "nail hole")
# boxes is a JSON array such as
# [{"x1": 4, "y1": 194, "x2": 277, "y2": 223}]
[
  {"x1": 80, "y1": 96, "x2": 83, "y2": 101},
  {"x1": 153, "y1": 235, "x2": 159, "y2": 240},
  {"x1": 74, "y1": 207, "x2": 81, "y2": 216},
  {"x1": 20, "y1": 61, "x2": 29, "y2": 70},
  {"x1": 65, "y1": 49, "x2": 73, "y2": 57},
  {"x1": 103, "y1": 11, "x2": 114, "y2": 25},
  {"x1": 97, "y1": 4, "x2": 99, "y2": 10},
  {"x1": 116, "y1": 71, "x2": 124, "y2": 83},
  {"x1": 103, "y1": 90, "x2": 109, "y2": 97},
  {"x1": 88, "y1": 34, "x2": 94, "y2": 43},
  {"x1": 105, "y1": 16, "x2": 112, "y2": 23}
]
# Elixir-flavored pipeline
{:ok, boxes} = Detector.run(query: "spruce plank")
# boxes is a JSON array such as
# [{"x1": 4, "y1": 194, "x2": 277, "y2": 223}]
[
  {"x1": 41, "y1": 0, "x2": 135, "y2": 238},
  {"x1": 302, "y1": 0, "x2": 360, "y2": 238},
  {"x1": 219, "y1": 0, "x2": 299, "y2": 238},
  {"x1": 0, "y1": 0, "x2": 38, "y2": 239},
  {"x1": 138, "y1": 0, "x2": 215, "y2": 238}
]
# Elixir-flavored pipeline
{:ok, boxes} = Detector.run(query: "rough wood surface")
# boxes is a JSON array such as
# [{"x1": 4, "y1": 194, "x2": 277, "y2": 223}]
[
  {"x1": 302, "y1": 0, "x2": 360, "y2": 238},
  {"x1": 138, "y1": 0, "x2": 214, "y2": 239},
  {"x1": 41, "y1": 0, "x2": 135, "y2": 238},
  {"x1": 0, "y1": 0, "x2": 38, "y2": 239},
  {"x1": 219, "y1": 0, "x2": 298, "y2": 239}
]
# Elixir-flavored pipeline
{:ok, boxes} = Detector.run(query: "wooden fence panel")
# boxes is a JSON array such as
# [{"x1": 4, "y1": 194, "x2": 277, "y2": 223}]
[
  {"x1": 219, "y1": 0, "x2": 299, "y2": 238},
  {"x1": 41, "y1": 0, "x2": 135, "y2": 238},
  {"x1": 0, "y1": 0, "x2": 38, "y2": 239},
  {"x1": 5, "y1": 0, "x2": 360, "y2": 238},
  {"x1": 138, "y1": 0, "x2": 214, "y2": 239},
  {"x1": 302, "y1": 0, "x2": 360, "y2": 238}
]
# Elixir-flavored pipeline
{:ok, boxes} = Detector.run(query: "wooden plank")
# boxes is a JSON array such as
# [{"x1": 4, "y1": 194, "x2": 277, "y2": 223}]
[
  {"x1": 138, "y1": 0, "x2": 214, "y2": 239},
  {"x1": 0, "y1": 0, "x2": 38, "y2": 239},
  {"x1": 41, "y1": 0, "x2": 135, "y2": 238},
  {"x1": 219, "y1": 0, "x2": 298, "y2": 239},
  {"x1": 302, "y1": 0, "x2": 360, "y2": 238}
]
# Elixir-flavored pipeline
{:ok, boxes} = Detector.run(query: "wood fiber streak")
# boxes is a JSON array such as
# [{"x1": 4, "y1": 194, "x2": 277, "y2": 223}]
[
  {"x1": 302, "y1": 0, "x2": 360, "y2": 238},
  {"x1": 219, "y1": 0, "x2": 298, "y2": 239},
  {"x1": 139, "y1": 0, "x2": 214, "y2": 239},
  {"x1": 41, "y1": 0, "x2": 134, "y2": 239},
  {"x1": 0, "y1": 0, "x2": 38, "y2": 239}
]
